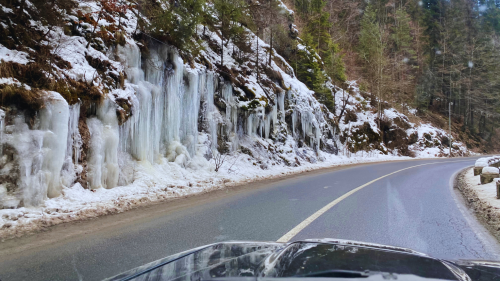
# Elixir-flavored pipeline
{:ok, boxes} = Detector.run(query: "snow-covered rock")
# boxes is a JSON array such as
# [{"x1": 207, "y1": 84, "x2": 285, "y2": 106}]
[{"x1": 482, "y1": 167, "x2": 500, "y2": 175}]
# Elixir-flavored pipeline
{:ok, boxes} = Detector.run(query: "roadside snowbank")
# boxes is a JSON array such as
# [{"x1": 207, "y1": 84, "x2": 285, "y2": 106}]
[
  {"x1": 457, "y1": 168, "x2": 500, "y2": 241},
  {"x1": 464, "y1": 168, "x2": 500, "y2": 210}
]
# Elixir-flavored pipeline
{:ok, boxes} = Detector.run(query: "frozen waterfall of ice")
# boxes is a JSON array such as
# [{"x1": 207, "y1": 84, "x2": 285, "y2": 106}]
[
  {"x1": 0, "y1": 40, "x2": 332, "y2": 209},
  {"x1": 86, "y1": 100, "x2": 119, "y2": 189},
  {"x1": 0, "y1": 92, "x2": 70, "y2": 206}
]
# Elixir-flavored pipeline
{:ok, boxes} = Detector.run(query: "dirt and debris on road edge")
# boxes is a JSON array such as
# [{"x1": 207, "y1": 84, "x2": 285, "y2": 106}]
[{"x1": 455, "y1": 167, "x2": 500, "y2": 243}]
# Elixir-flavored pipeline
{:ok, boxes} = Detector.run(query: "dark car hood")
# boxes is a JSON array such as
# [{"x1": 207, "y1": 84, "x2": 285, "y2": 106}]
[{"x1": 106, "y1": 239, "x2": 500, "y2": 281}]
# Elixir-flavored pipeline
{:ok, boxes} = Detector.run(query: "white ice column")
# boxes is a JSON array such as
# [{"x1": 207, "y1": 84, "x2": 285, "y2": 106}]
[
  {"x1": 181, "y1": 71, "x2": 201, "y2": 156},
  {"x1": 202, "y1": 72, "x2": 218, "y2": 152},
  {"x1": 0, "y1": 109, "x2": 4, "y2": 155},
  {"x1": 163, "y1": 51, "x2": 185, "y2": 146},
  {"x1": 87, "y1": 100, "x2": 119, "y2": 189},
  {"x1": 39, "y1": 92, "x2": 70, "y2": 198},
  {"x1": 222, "y1": 83, "x2": 239, "y2": 151}
]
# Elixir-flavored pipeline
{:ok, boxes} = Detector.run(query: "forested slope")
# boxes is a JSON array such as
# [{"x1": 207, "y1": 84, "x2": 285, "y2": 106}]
[{"x1": 284, "y1": 0, "x2": 500, "y2": 151}]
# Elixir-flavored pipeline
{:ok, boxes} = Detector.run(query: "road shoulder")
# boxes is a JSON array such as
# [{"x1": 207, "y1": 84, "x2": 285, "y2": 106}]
[{"x1": 455, "y1": 167, "x2": 500, "y2": 243}]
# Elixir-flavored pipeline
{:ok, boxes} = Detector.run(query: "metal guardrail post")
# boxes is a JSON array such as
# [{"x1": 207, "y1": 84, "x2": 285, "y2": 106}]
[{"x1": 497, "y1": 180, "x2": 500, "y2": 199}]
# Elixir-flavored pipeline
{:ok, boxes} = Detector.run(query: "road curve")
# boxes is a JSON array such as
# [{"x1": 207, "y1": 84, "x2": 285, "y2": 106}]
[{"x1": 0, "y1": 157, "x2": 499, "y2": 280}]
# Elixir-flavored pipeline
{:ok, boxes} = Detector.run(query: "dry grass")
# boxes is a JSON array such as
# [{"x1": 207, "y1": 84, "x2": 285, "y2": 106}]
[
  {"x1": 343, "y1": 109, "x2": 358, "y2": 124},
  {"x1": 0, "y1": 84, "x2": 44, "y2": 113},
  {"x1": 1, "y1": 60, "x2": 104, "y2": 108},
  {"x1": 406, "y1": 113, "x2": 422, "y2": 127}
]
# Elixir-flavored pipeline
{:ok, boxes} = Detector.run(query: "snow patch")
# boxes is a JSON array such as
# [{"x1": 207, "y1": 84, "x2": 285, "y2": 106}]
[{"x1": 0, "y1": 44, "x2": 31, "y2": 64}]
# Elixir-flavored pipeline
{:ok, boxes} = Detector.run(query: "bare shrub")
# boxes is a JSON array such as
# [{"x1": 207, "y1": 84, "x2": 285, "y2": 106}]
[
  {"x1": 343, "y1": 109, "x2": 358, "y2": 124},
  {"x1": 213, "y1": 152, "x2": 228, "y2": 172}
]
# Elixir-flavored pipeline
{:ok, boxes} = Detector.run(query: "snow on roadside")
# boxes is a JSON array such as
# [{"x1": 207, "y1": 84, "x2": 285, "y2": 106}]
[
  {"x1": 0, "y1": 151, "x2": 407, "y2": 239},
  {"x1": 459, "y1": 168, "x2": 500, "y2": 240},
  {"x1": 464, "y1": 168, "x2": 500, "y2": 210}
]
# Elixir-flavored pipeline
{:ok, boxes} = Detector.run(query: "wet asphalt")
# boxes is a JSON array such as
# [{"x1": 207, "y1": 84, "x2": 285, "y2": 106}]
[{"x1": 0, "y1": 157, "x2": 499, "y2": 281}]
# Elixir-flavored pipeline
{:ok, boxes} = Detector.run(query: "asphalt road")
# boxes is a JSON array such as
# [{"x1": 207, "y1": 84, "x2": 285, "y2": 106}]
[{"x1": 1, "y1": 157, "x2": 499, "y2": 281}]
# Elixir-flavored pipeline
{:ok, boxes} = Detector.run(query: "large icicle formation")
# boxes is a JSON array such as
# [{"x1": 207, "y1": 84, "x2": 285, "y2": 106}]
[
  {"x1": 0, "y1": 37, "x2": 333, "y2": 208},
  {"x1": 1, "y1": 92, "x2": 69, "y2": 207}
]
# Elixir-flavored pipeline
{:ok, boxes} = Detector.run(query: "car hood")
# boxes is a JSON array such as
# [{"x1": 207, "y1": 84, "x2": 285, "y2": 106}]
[{"x1": 106, "y1": 239, "x2": 500, "y2": 281}]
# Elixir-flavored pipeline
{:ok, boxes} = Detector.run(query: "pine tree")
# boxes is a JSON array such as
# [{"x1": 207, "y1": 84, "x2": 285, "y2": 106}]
[
  {"x1": 212, "y1": 0, "x2": 246, "y2": 68},
  {"x1": 390, "y1": 8, "x2": 416, "y2": 109},
  {"x1": 358, "y1": 3, "x2": 388, "y2": 123},
  {"x1": 147, "y1": 0, "x2": 204, "y2": 51}
]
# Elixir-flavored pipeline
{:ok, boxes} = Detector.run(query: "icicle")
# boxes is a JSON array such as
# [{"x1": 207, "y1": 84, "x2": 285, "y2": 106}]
[
  {"x1": 39, "y1": 92, "x2": 70, "y2": 198},
  {"x1": 181, "y1": 71, "x2": 202, "y2": 156},
  {"x1": 222, "y1": 82, "x2": 239, "y2": 151},
  {"x1": 117, "y1": 43, "x2": 212, "y2": 167},
  {"x1": 264, "y1": 112, "x2": 271, "y2": 139},
  {"x1": 246, "y1": 113, "x2": 253, "y2": 136},
  {"x1": 163, "y1": 51, "x2": 184, "y2": 147},
  {"x1": 202, "y1": 72, "x2": 218, "y2": 152},
  {"x1": 14, "y1": 115, "x2": 45, "y2": 207},
  {"x1": 86, "y1": 118, "x2": 104, "y2": 190},
  {"x1": 0, "y1": 109, "x2": 4, "y2": 155},
  {"x1": 67, "y1": 103, "x2": 82, "y2": 164},
  {"x1": 271, "y1": 98, "x2": 278, "y2": 135},
  {"x1": 60, "y1": 103, "x2": 82, "y2": 188},
  {"x1": 257, "y1": 108, "x2": 264, "y2": 137},
  {"x1": 278, "y1": 91, "x2": 285, "y2": 122},
  {"x1": 87, "y1": 100, "x2": 119, "y2": 189}
]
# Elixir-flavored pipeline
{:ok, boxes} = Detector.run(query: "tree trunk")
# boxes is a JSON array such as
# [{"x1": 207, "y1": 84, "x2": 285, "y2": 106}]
[
  {"x1": 86, "y1": 9, "x2": 103, "y2": 49},
  {"x1": 256, "y1": 29, "x2": 260, "y2": 81},
  {"x1": 221, "y1": 16, "x2": 224, "y2": 69},
  {"x1": 268, "y1": 28, "x2": 272, "y2": 66}
]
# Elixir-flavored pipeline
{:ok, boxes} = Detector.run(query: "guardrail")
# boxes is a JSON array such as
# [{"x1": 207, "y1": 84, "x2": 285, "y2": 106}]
[
  {"x1": 474, "y1": 156, "x2": 500, "y2": 198},
  {"x1": 474, "y1": 156, "x2": 500, "y2": 176}
]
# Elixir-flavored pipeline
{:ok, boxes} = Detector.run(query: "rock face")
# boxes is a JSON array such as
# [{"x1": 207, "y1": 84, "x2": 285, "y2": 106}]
[{"x1": 481, "y1": 167, "x2": 500, "y2": 184}]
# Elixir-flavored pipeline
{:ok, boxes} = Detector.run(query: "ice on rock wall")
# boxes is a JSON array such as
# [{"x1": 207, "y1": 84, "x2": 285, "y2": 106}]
[
  {"x1": 0, "y1": 92, "x2": 69, "y2": 207},
  {"x1": 61, "y1": 104, "x2": 82, "y2": 188},
  {"x1": 38, "y1": 92, "x2": 70, "y2": 198},
  {"x1": 87, "y1": 100, "x2": 119, "y2": 189},
  {"x1": 67, "y1": 104, "x2": 82, "y2": 165},
  {"x1": 0, "y1": 0, "x2": 476, "y2": 228},
  {"x1": 117, "y1": 42, "x2": 216, "y2": 167},
  {"x1": 222, "y1": 82, "x2": 239, "y2": 151},
  {"x1": 5, "y1": 116, "x2": 45, "y2": 207},
  {"x1": 0, "y1": 36, "x2": 337, "y2": 210},
  {"x1": 200, "y1": 72, "x2": 219, "y2": 153},
  {"x1": 117, "y1": 42, "x2": 163, "y2": 164}
]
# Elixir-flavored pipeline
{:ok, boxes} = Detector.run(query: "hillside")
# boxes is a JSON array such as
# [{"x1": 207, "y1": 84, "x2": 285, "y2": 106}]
[{"x1": 0, "y1": 0, "x2": 478, "y2": 236}]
